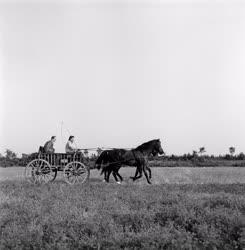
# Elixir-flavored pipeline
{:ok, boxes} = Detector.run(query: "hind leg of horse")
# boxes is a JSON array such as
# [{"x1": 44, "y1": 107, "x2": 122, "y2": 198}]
[
  {"x1": 116, "y1": 171, "x2": 123, "y2": 182},
  {"x1": 113, "y1": 165, "x2": 123, "y2": 182},
  {"x1": 112, "y1": 168, "x2": 123, "y2": 183},
  {"x1": 105, "y1": 168, "x2": 112, "y2": 182},
  {"x1": 103, "y1": 169, "x2": 108, "y2": 182},
  {"x1": 112, "y1": 171, "x2": 120, "y2": 183},
  {"x1": 103, "y1": 170, "x2": 107, "y2": 182}
]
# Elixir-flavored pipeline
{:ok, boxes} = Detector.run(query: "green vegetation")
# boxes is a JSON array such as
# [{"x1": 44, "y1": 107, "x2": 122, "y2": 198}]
[
  {"x1": 1, "y1": 147, "x2": 245, "y2": 168},
  {"x1": 0, "y1": 180, "x2": 245, "y2": 249},
  {"x1": 1, "y1": 167, "x2": 245, "y2": 184}
]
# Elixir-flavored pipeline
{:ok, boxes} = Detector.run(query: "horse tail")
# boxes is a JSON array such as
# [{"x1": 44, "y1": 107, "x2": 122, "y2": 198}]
[
  {"x1": 100, "y1": 167, "x2": 105, "y2": 176},
  {"x1": 95, "y1": 151, "x2": 108, "y2": 170}
]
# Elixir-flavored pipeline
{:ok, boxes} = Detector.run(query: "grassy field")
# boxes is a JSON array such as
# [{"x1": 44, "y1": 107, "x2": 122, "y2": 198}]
[
  {"x1": 0, "y1": 167, "x2": 245, "y2": 249},
  {"x1": 1, "y1": 166, "x2": 245, "y2": 184}
]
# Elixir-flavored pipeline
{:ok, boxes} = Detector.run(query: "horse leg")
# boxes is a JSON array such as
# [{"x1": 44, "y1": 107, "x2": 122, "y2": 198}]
[
  {"x1": 135, "y1": 166, "x2": 149, "y2": 179},
  {"x1": 105, "y1": 168, "x2": 113, "y2": 183},
  {"x1": 135, "y1": 168, "x2": 143, "y2": 180},
  {"x1": 147, "y1": 166, "x2": 152, "y2": 179},
  {"x1": 104, "y1": 169, "x2": 109, "y2": 182},
  {"x1": 101, "y1": 168, "x2": 107, "y2": 182},
  {"x1": 143, "y1": 166, "x2": 151, "y2": 184},
  {"x1": 130, "y1": 166, "x2": 139, "y2": 180},
  {"x1": 130, "y1": 168, "x2": 137, "y2": 180},
  {"x1": 113, "y1": 165, "x2": 123, "y2": 183},
  {"x1": 103, "y1": 170, "x2": 107, "y2": 182},
  {"x1": 110, "y1": 164, "x2": 118, "y2": 182},
  {"x1": 112, "y1": 171, "x2": 121, "y2": 184},
  {"x1": 131, "y1": 166, "x2": 143, "y2": 181},
  {"x1": 116, "y1": 171, "x2": 123, "y2": 182}
]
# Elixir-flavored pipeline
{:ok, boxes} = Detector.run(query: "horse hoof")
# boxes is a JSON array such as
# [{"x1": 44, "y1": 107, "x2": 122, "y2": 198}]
[
  {"x1": 116, "y1": 181, "x2": 121, "y2": 184},
  {"x1": 102, "y1": 179, "x2": 106, "y2": 183},
  {"x1": 130, "y1": 177, "x2": 134, "y2": 180}
]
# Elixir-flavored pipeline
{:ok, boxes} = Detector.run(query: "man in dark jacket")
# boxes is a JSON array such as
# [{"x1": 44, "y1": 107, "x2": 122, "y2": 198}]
[{"x1": 44, "y1": 136, "x2": 56, "y2": 153}]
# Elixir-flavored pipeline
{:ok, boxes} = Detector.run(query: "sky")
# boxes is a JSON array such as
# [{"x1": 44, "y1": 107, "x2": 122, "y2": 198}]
[{"x1": 0, "y1": 0, "x2": 245, "y2": 155}]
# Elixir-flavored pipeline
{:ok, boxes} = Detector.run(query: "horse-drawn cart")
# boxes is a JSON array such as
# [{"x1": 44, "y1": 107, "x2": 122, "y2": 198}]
[
  {"x1": 25, "y1": 152, "x2": 90, "y2": 185},
  {"x1": 24, "y1": 139, "x2": 163, "y2": 185}
]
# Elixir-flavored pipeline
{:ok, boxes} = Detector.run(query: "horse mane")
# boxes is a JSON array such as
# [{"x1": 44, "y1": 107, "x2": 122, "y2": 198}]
[{"x1": 135, "y1": 139, "x2": 159, "y2": 151}]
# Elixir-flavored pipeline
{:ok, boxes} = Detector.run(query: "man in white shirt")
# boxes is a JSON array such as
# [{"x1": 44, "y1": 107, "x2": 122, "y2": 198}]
[{"x1": 65, "y1": 136, "x2": 77, "y2": 153}]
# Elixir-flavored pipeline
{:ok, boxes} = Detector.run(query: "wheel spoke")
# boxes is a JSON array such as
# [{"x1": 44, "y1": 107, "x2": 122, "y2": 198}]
[
  {"x1": 43, "y1": 173, "x2": 51, "y2": 183},
  {"x1": 25, "y1": 162, "x2": 36, "y2": 183},
  {"x1": 67, "y1": 174, "x2": 76, "y2": 184},
  {"x1": 35, "y1": 174, "x2": 41, "y2": 183},
  {"x1": 75, "y1": 175, "x2": 79, "y2": 183},
  {"x1": 78, "y1": 167, "x2": 86, "y2": 175},
  {"x1": 29, "y1": 163, "x2": 35, "y2": 169},
  {"x1": 39, "y1": 160, "x2": 44, "y2": 169}
]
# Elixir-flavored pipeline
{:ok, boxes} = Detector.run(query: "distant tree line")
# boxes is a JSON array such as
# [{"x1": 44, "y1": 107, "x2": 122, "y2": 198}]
[
  {"x1": 0, "y1": 146, "x2": 245, "y2": 167},
  {"x1": 150, "y1": 146, "x2": 245, "y2": 161}
]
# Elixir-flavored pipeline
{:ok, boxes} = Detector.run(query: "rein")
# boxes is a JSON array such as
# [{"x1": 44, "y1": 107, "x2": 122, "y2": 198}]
[{"x1": 78, "y1": 147, "x2": 133, "y2": 152}]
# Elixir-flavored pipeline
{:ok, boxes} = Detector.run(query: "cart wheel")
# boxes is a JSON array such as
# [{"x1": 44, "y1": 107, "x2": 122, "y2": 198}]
[
  {"x1": 25, "y1": 159, "x2": 57, "y2": 184},
  {"x1": 64, "y1": 161, "x2": 89, "y2": 185}
]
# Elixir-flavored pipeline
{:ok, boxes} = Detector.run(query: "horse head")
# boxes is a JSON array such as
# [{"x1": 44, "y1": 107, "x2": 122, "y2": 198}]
[{"x1": 153, "y1": 139, "x2": 164, "y2": 155}]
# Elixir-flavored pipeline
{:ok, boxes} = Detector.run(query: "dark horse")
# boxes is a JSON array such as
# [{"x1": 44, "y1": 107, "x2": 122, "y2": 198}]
[{"x1": 95, "y1": 139, "x2": 164, "y2": 184}]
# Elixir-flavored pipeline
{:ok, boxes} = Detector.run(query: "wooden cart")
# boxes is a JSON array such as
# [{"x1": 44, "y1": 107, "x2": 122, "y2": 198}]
[{"x1": 24, "y1": 152, "x2": 90, "y2": 185}]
